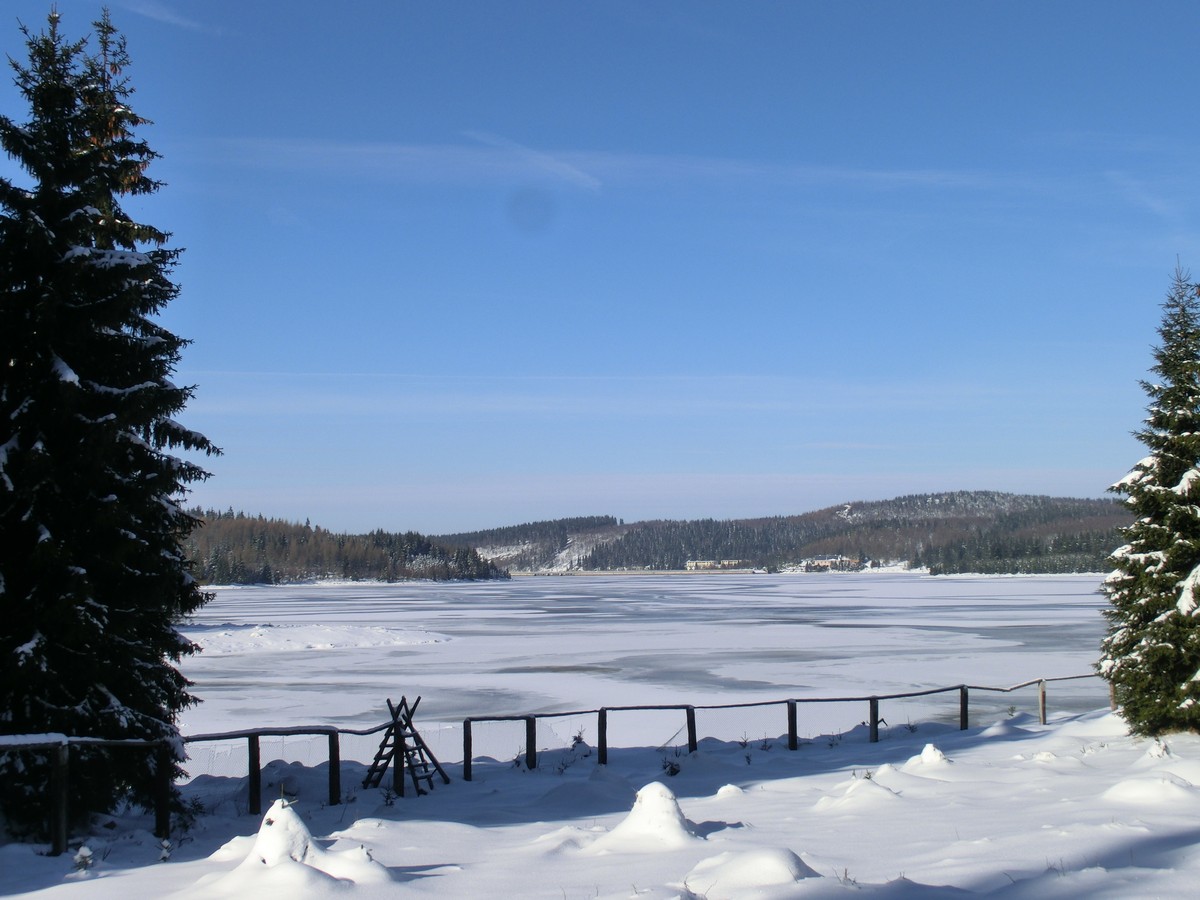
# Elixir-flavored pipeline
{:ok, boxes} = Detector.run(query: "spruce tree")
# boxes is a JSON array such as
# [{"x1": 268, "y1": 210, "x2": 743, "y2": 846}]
[
  {"x1": 1100, "y1": 268, "x2": 1200, "y2": 735},
  {"x1": 0, "y1": 11, "x2": 218, "y2": 830}
]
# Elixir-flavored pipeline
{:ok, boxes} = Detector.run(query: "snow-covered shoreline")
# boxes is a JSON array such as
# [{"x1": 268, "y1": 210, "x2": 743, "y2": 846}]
[{"x1": 5, "y1": 707, "x2": 1200, "y2": 898}]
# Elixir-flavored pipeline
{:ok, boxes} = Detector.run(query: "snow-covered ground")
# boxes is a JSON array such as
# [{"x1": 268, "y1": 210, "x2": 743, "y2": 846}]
[{"x1": 9, "y1": 573, "x2": 1200, "y2": 898}]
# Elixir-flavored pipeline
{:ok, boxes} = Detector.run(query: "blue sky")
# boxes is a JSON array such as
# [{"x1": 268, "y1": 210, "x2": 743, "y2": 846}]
[{"x1": 3, "y1": 1, "x2": 1197, "y2": 534}]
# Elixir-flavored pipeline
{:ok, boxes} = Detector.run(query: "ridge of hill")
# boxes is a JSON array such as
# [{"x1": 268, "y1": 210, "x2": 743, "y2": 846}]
[
  {"x1": 435, "y1": 491, "x2": 1129, "y2": 575},
  {"x1": 434, "y1": 515, "x2": 625, "y2": 572}
]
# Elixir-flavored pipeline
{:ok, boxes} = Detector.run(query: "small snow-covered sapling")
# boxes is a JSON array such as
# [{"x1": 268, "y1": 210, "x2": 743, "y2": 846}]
[{"x1": 73, "y1": 845, "x2": 94, "y2": 871}]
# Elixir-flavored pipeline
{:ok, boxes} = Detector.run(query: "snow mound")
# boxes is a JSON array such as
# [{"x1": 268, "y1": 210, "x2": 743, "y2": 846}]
[
  {"x1": 814, "y1": 775, "x2": 901, "y2": 811},
  {"x1": 979, "y1": 718, "x2": 1032, "y2": 738},
  {"x1": 187, "y1": 800, "x2": 391, "y2": 895},
  {"x1": 1101, "y1": 775, "x2": 1198, "y2": 806},
  {"x1": 529, "y1": 824, "x2": 595, "y2": 855},
  {"x1": 1051, "y1": 710, "x2": 1126, "y2": 738},
  {"x1": 583, "y1": 782, "x2": 699, "y2": 854},
  {"x1": 1158, "y1": 758, "x2": 1200, "y2": 785},
  {"x1": 533, "y1": 776, "x2": 635, "y2": 816},
  {"x1": 184, "y1": 623, "x2": 443, "y2": 654},
  {"x1": 1129, "y1": 740, "x2": 1200, "y2": 782},
  {"x1": 1144, "y1": 740, "x2": 1172, "y2": 761},
  {"x1": 207, "y1": 834, "x2": 256, "y2": 863},
  {"x1": 715, "y1": 783, "x2": 744, "y2": 798},
  {"x1": 869, "y1": 764, "x2": 948, "y2": 796},
  {"x1": 532, "y1": 761, "x2": 638, "y2": 814},
  {"x1": 903, "y1": 743, "x2": 951, "y2": 771},
  {"x1": 683, "y1": 848, "x2": 820, "y2": 898}
]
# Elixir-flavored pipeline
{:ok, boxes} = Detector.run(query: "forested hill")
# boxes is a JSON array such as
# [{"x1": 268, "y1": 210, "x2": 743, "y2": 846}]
[
  {"x1": 435, "y1": 516, "x2": 623, "y2": 571},
  {"x1": 437, "y1": 492, "x2": 1130, "y2": 575},
  {"x1": 185, "y1": 493, "x2": 1130, "y2": 582},
  {"x1": 183, "y1": 510, "x2": 508, "y2": 584}
]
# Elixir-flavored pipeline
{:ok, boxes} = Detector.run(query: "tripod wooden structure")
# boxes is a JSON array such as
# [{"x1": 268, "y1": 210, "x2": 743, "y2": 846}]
[{"x1": 361, "y1": 696, "x2": 450, "y2": 797}]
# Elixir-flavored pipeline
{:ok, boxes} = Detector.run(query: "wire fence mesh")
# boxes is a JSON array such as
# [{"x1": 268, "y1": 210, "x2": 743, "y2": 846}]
[{"x1": 176, "y1": 674, "x2": 1110, "y2": 782}]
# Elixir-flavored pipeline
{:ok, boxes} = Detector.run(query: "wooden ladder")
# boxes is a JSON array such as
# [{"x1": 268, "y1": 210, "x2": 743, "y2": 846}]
[{"x1": 361, "y1": 696, "x2": 450, "y2": 797}]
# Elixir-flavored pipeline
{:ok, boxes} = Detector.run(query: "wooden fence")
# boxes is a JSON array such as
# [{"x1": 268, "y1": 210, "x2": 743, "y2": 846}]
[
  {"x1": 460, "y1": 673, "x2": 1101, "y2": 780},
  {"x1": 1, "y1": 672, "x2": 1101, "y2": 855},
  {"x1": 182, "y1": 719, "x2": 394, "y2": 817},
  {"x1": 0, "y1": 735, "x2": 172, "y2": 858}
]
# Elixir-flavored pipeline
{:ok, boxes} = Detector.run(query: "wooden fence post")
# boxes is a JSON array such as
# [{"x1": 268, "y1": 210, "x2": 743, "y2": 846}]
[
  {"x1": 154, "y1": 743, "x2": 172, "y2": 839},
  {"x1": 597, "y1": 709, "x2": 608, "y2": 765},
  {"x1": 787, "y1": 700, "x2": 798, "y2": 751},
  {"x1": 1038, "y1": 680, "x2": 1047, "y2": 725},
  {"x1": 958, "y1": 686, "x2": 969, "y2": 731},
  {"x1": 525, "y1": 717, "x2": 537, "y2": 770},
  {"x1": 327, "y1": 733, "x2": 341, "y2": 806},
  {"x1": 398, "y1": 734, "x2": 412, "y2": 801},
  {"x1": 869, "y1": 697, "x2": 880, "y2": 743},
  {"x1": 394, "y1": 730, "x2": 406, "y2": 796},
  {"x1": 462, "y1": 720, "x2": 473, "y2": 782},
  {"x1": 247, "y1": 735, "x2": 261, "y2": 815},
  {"x1": 50, "y1": 742, "x2": 69, "y2": 857},
  {"x1": 685, "y1": 707, "x2": 698, "y2": 753}
]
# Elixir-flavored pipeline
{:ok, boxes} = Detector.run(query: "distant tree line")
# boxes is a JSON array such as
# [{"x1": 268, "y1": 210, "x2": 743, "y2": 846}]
[
  {"x1": 184, "y1": 509, "x2": 508, "y2": 583},
  {"x1": 581, "y1": 517, "x2": 814, "y2": 571},
  {"x1": 574, "y1": 492, "x2": 1129, "y2": 574},
  {"x1": 912, "y1": 514, "x2": 1123, "y2": 574},
  {"x1": 190, "y1": 494, "x2": 1131, "y2": 583}
]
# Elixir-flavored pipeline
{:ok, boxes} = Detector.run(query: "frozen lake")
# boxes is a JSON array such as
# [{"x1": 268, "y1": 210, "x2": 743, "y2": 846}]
[
  {"x1": 16, "y1": 572, "x2": 1200, "y2": 900},
  {"x1": 177, "y1": 572, "x2": 1110, "y2": 774}
]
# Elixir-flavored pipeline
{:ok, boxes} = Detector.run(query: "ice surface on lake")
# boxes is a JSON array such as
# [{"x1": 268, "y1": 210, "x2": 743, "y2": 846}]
[{"x1": 177, "y1": 573, "x2": 1108, "y2": 769}]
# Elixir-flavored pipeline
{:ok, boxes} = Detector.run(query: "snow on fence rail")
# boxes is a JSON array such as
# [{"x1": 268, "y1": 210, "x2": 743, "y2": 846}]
[
  {"x1": 459, "y1": 673, "x2": 1103, "y2": 780},
  {"x1": 0, "y1": 735, "x2": 172, "y2": 857},
  {"x1": 182, "y1": 720, "x2": 393, "y2": 817},
  {"x1": 1, "y1": 673, "x2": 1105, "y2": 854}
]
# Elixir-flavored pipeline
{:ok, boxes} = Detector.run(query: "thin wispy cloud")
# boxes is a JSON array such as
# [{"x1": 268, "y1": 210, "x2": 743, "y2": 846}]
[
  {"x1": 572, "y1": 150, "x2": 1012, "y2": 192},
  {"x1": 118, "y1": 1, "x2": 222, "y2": 34},
  {"x1": 462, "y1": 130, "x2": 602, "y2": 192},
  {"x1": 198, "y1": 138, "x2": 601, "y2": 191},
  {"x1": 192, "y1": 136, "x2": 1016, "y2": 195},
  {"x1": 1104, "y1": 170, "x2": 1181, "y2": 222}
]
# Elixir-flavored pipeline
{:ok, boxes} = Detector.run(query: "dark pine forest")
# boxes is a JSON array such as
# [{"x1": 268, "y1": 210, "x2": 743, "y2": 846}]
[{"x1": 184, "y1": 509, "x2": 507, "y2": 584}]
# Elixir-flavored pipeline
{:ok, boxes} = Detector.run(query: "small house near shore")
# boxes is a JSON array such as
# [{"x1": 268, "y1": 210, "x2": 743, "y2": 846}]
[{"x1": 685, "y1": 559, "x2": 752, "y2": 571}]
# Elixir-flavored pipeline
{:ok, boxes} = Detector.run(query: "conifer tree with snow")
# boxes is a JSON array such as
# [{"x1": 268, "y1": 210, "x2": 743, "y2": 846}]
[
  {"x1": 1100, "y1": 268, "x2": 1200, "y2": 735},
  {"x1": 0, "y1": 12, "x2": 218, "y2": 830}
]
